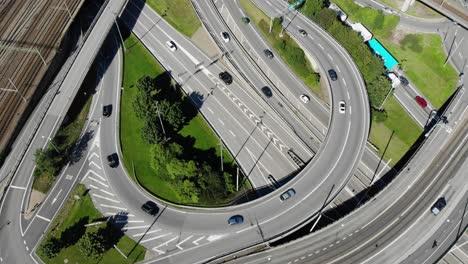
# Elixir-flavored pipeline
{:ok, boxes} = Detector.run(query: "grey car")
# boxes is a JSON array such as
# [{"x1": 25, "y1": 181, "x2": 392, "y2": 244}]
[{"x1": 280, "y1": 188, "x2": 296, "y2": 201}]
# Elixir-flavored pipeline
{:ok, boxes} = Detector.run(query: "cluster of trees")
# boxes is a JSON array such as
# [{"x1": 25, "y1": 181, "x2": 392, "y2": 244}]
[
  {"x1": 40, "y1": 219, "x2": 123, "y2": 259},
  {"x1": 296, "y1": 0, "x2": 391, "y2": 121},
  {"x1": 257, "y1": 17, "x2": 320, "y2": 88},
  {"x1": 133, "y1": 74, "x2": 236, "y2": 204}
]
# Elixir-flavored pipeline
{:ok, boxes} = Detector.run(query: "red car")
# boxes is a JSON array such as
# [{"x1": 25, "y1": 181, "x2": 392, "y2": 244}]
[{"x1": 415, "y1": 96, "x2": 427, "y2": 108}]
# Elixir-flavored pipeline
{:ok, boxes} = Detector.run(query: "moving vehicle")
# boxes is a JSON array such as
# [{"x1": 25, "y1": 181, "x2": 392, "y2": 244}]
[
  {"x1": 242, "y1": 17, "x2": 250, "y2": 24},
  {"x1": 103, "y1": 104, "x2": 112, "y2": 117},
  {"x1": 339, "y1": 101, "x2": 346, "y2": 114},
  {"x1": 299, "y1": 29, "x2": 307, "y2": 37},
  {"x1": 141, "y1": 201, "x2": 159, "y2": 216},
  {"x1": 107, "y1": 153, "x2": 119, "y2": 168},
  {"x1": 415, "y1": 95, "x2": 427, "y2": 108},
  {"x1": 264, "y1": 49, "x2": 274, "y2": 59},
  {"x1": 261, "y1": 86, "x2": 273, "y2": 98},
  {"x1": 221, "y1": 32, "x2": 230, "y2": 43},
  {"x1": 280, "y1": 188, "x2": 296, "y2": 201},
  {"x1": 288, "y1": 0, "x2": 305, "y2": 10},
  {"x1": 219, "y1": 71, "x2": 233, "y2": 85},
  {"x1": 328, "y1": 69, "x2": 338, "y2": 81},
  {"x1": 166, "y1": 40, "x2": 177, "y2": 52},
  {"x1": 228, "y1": 215, "x2": 244, "y2": 225},
  {"x1": 300, "y1": 94, "x2": 310, "y2": 103},
  {"x1": 399, "y1": 76, "x2": 409, "y2": 86},
  {"x1": 431, "y1": 197, "x2": 446, "y2": 215}
]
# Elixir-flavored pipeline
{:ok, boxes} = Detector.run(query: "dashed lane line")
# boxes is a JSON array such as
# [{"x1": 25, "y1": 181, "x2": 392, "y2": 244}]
[{"x1": 36, "y1": 215, "x2": 51, "y2": 222}]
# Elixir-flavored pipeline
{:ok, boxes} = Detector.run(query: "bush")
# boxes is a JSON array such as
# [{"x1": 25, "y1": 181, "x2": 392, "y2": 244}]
[{"x1": 372, "y1": 108, "x2": 388, "y2": 122}]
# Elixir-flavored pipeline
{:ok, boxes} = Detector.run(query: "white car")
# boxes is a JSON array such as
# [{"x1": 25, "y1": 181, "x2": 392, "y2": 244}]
[
  {"x1": 339, "y1": 100, "x2": 346, "y2": 114},
  {"x1": 221, "y1": 32, "x2": 230, "y2": 43},
  {"x1": 166, "y1": 40, "x2": 177, "y2": 52},
  {"x1": 300, "y1": 94, "x2": 310, "y2": 103}
]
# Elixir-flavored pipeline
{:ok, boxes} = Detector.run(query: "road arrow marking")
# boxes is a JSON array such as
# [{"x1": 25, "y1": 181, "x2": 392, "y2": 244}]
[
  {"x1": 51, "y1": 189, "x2": 62, "y2": 205},
  {"x1": 176, "y1": 235, "x2": 193, "y2": 250},
  {"x1": 192, "y1": 236, "x2": 205, "y2": 245}
]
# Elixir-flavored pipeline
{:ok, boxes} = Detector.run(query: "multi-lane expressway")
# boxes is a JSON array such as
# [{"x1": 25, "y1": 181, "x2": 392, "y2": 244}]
[{"x1": 0, "y1": 0, "x2": 466, "y2": 263}]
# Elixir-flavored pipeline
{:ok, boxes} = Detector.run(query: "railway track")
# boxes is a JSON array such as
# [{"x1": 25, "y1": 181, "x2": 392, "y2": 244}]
[{"x1": 0, "y1": 0, "x2": 84, "y2": 151}]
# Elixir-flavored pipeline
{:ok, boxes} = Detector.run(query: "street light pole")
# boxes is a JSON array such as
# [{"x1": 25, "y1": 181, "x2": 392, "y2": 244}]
[
  {"x1": 219, "y1": 142, "x2": 224, "y2": 172},
  {"x1": 155, "y1": 101, "x2": 167, "y2": 140},
  {"x1": 378, "y1": 86, "x2": 394, "y2": 110},
  {"x1": 42, "y1": 136, "x2": 59, "y2": 153}
]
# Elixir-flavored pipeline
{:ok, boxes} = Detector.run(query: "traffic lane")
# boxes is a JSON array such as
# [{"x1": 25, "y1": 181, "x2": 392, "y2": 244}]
[
  {"x1": 394, "y1": 87, "x2": 429, "y2": 128},
  {"x1": 127, "y1": 1, "x2": 313, "y2": 161}
]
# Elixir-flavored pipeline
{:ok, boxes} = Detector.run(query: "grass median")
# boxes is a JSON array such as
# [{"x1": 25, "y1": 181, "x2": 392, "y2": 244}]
[
  {"x1": 239, "y1": 0, "x2": 323, "y2": 99},
  {"x1": 146, "y1": 0, "x2": 201, "y2": 37},
  {"x1": 37, "y1": 184, "x2": 146, "y2": 263},
  {"x1": 121, "y1": 31, "x2": 244, "y2": 205}
]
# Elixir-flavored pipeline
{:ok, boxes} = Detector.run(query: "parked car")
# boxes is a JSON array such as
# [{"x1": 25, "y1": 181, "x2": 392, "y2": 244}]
[
  {"x1": 166, "y1": 40, "x2": 177, "y2": 52},
  {"x1": 228, "y1": 215, "x2": 244, "y2": 225},
  {"x1": 103, "y1": 104, "x2": 112, "y2": 117},
  {"x1": 415, "y1": 95, "x2": 427, "y2": 108},
  {"x1": 107, "y1": 153, "x2": 119, "y2": 168},
  {"x1": 261, "y1": 86, "x2": 273, "y2": 98},
  {"x1": 242, "y1": 17, "x2": 250, "y2": 24},
  {"x1": 263, "y1": 49, "x2": 274, "y2": 59},
  {"x1": 221, "y1": 32, "x2": 230, "y2": 43},
  {"x1": 328, "y1": 69, "x2": 338, "y2": 81},
  {"x1": 299, "y1": 29, "x2": 307, "y2": 37},
  {"x1": 300, "y1": 94, "x2": 310, "y2": 103},
  {"x1": 141, "y1": 201, "x2": 159, "y2": 216},
  {"x1": 219, "y1": 71, "x2": 233, "y2": 85},
  {"x1": 338, "y1": 101, "x2": 346, "y2": 114},
  {"x1": 280, "y1": 188, "x2": 296, "y2": 201},
  {"x1": 431, "y1": 197, "x2": 446, "y2": 215}
]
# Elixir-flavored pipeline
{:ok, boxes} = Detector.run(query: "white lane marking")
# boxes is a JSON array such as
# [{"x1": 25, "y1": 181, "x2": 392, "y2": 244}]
[
  {"x1": 343, "y1": 79, "x2": 347, "y2": 86},
  {"x1": 207, "y1": 107, "x2": 214, "y2": 114},
  {"x1": 36, "y1": 215, "x2": 51, "y2": 222},
  {"x1": 153, "y1": 236, "x2": 179, "y2": 252},
  {"x1": 192, "y1": 236, "x2": 205, "y2": 245},
  {"x1": 347, "y1": 91, "x2": 350, "y2": 100},
  {"x1": 229, "y1": 130, "x2": 236, "y2": 137},
  {"x1": 10, "y1": 185, "x2": 26, "y2": 190},
  {"x1": 327, "y1": 53, "x2": 334, "y2": 61},
  {"x1": 336, "y1": 65, "x2": 341, "y2": 72},
  {"x1": 176, "y1": 235, "x2": 194, "y2": 250},
  {"x1": 115, "y1": 220, "x2": 144, "y2": 223},
  {"x1": 318, "y1": 43, "x2": 324, "y2": 50},
  {"x1": 133, "y1": 229, "x2": 161, "y2": 237},
  {"x1": 89, "y1": 161, "x2": 102, "y2": 170},
  {"x1": 219, "y1": 119, "x2": 225, "y2": 126},
  {"x1": 86, "y1": 169, "x2": 106, "y2": 182},
  {"x1": 88, "y1": 177, "x2": 109, "y2": 188},
  {"x1": 104, "y1": 212, "x2": 135, "y2": 217},
  {"x1": 97, "y1": 188, "x2": 115, "y2": 197},
  {"x1": 92, "y1": 193, "x2": 120, "y2": 203},
  {"x1": 88, "y1": 152, "x2": 99, "y2": 160},
  {"x1": 122, "y1": 225, "x2": 150, "y2": 230},
  {"x1": 141, "y1": 233, "x2": 172, "y2": 244},
  {"x1": 99, "y1": 204, "x2": 127, "y2": 211},
  {"x1": 51, "y1": 189, "x2": 62, "y2": 205}
]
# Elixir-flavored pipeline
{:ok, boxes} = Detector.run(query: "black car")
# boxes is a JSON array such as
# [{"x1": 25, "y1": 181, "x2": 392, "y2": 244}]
[
  {"x1": 219, "y1": 71, "x2": 233, "y2": 85},
  {"x1": 328, "y1": 69, "x2": 338, "y2": 81},
  {"x1": 399, "y1": 76, "x2": 409, "y2": 86},
  {"x1": 261, "y1": 86, "x2": 273, "y2": 98},
  {"x1": 103, "y1": 104, "x2": 112, "y2": 117},
  {"x1": 263, "y1": 49, "x2": 274, "y2": 59},
  {"x1": 431, "y1": 197, "x2": 447, "y2": 215},
  {"x1": 107, "y1": 153, "x2": 119, "y2": 168},
  {"x1": 141, "y1": 201, "x2": 159, "y2": 216},
  {"x1": 228, "y1": 215, "x2": 244, "y2": 225}
]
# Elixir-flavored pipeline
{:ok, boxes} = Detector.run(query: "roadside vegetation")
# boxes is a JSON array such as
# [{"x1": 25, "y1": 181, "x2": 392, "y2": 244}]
[
  {"x1": 284, "y1": 0, "x2": 425, "y2": 163},
  {"x1": 121, "y1": 31, "x2": 246, "y2": 205},
  {"x1": 146, "y1": 0, "x2": 201, "y2": 37},
  {"x1": 32, "y1": 76, "x2": 94, "y2": 194},
  {"x1": 332, "y1": 0, "x2": 458, "y2": 109},
  {"x1": 378, "y1": 0, "x2": 443, "y2": 19},
  {"x1": 37, "y1": 184, "x2": 146, "y2": 263},
  {"x1": 239, "y1": 0, "x2": 322, "y2": 99}
]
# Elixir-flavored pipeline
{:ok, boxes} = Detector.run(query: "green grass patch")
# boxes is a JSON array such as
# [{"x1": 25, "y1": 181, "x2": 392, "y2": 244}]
[
  {"x1": 380, "y1": 34, "x2": 458, "y2": 108},
  {"x1": 146, "y1": 0, "x2": 201, "y2": 37},
  {"x1": 239, "y1": 0, "x2": 323, "y2": 98},
  {"x1": 37, "y1": 184, "x2": 146, "y2": 263},
  {"x1": 121, "y1": 32, "x2": 241, "y2": 205},
  {"x1": 332, "y1": 0, "x2": 399, "y2": 38},
  {"x1": 370, "y1": 96, "x2": 422, "y2": 165}
]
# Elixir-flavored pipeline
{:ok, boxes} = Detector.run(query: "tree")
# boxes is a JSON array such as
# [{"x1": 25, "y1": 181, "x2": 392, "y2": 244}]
[
  {"x1": 150, "y1": 142, "x2": 183, "y2": 178},
  {"x1": 302, "y1": 0, "x2": 324, "y2": 19},
  {"x1": 368, "y1": 75, "x2": 391, "y2": 107},
  {"x1": 166, "y1": 159, "x2": 198, "y2": 180},
  {"x1": 141, "y1": 118, "x2": 163, "y2": 144},
  {"x1": 372, "y1": 108, "x2": 388, "y2": 123},
  {"x1": 158, "y1": 100, "x2": 185, "y2": 130},
  {"x1": 34, "y1": 149, "x2": 59, "y2": 178},
  {"x1": 176, "y1": 180, "x2": 200, "y2": 203},
  {"x1": 315, "y1": 8, "x2": 338, "y2": 30},
  {"x1": 77, "y1": 232, "x2": 106, "y2": 258},
  {"x1": 40, "y1": 237, "x2": 61, "y2": 259}
]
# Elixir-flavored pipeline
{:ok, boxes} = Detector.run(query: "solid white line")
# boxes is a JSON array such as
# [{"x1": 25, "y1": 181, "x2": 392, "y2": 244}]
[
  {"x1": 35, "y1": 215, "x2": 51, "y2": 222},
  {"x1": 88, "y1": 152, "x2": 99, "y2": 160},
  {"x1": 97, "y1": 188, "x2": 115, "y2": 197},
  {"x1": 123, "y1": 225, "x2": 150, "y2": 230},
  {"x1": 176, "y1": 235, "x2": 194, "y2": 250},
  {"x1": 133, "y1": 229, "x2": 161, "y2": 237},
  {"x1": 89, "y1": 161, "x2": 102, "y2": 170},
  {"x1": 153, "y1": 236, "x2": 179, "y2": 250},
  {"x1": 99, "y1": 204, "x2": 127, "y2": 210},
  {"x1": 92, "y1": 193, "x2": 120, "y2": 203},
  {"x1": 10, "y1": 185, "x2": 26, "y2": 190},
  {"x1": 141, "y1": 233, "x2": 172, "y2": 244},
  {"x1": 87, "y1": 169, "x2": 106, "y2": 182},
  {"x1": 192, "y1": 236, "x2": 205, "y2": 245},
  {"x1": 88, "y1": 177, "x2": 109, "y2": 188}
]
